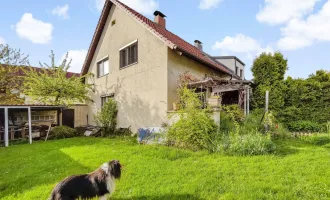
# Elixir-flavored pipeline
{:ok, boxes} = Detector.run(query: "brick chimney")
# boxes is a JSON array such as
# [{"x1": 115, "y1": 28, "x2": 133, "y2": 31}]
[
  {"x1": 154, "y1": 11, "x2": 166, "y2": 28},
  {"x1": 194, "y1": 40, "x2": 203, "y2": 51}
]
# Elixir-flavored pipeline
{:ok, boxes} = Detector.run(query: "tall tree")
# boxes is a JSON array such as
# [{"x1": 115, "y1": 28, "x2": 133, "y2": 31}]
[
  {"x1": 0, "y1": 44, "x2": 29, "y2": 104},
  {"x1": 251, "y1": 52, "x2": 288, "y2": 111},
  {"x1": 23, "y1": 51, "x2": 93, "y2": 106}
]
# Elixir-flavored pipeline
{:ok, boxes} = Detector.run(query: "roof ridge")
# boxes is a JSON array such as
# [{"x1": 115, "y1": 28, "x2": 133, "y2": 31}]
[{"x1": 81, "y1": 0, "x2": 235, "y2": 77}]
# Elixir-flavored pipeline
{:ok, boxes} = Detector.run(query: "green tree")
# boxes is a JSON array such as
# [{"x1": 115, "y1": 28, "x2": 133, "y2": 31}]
[
  {"x1": 251, "y1": 52, "x2": 288, "y2": 111},
  {"x1": 0, "y1": 44, "x2": 29, "y2": 104},
  {"x1": 23, "y1": 51, "x2": 93, "y2": 106}
]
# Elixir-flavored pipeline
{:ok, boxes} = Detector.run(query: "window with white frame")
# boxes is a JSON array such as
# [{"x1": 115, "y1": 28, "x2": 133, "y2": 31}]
[
  {"x1": 97, "y1": 58, "x2": 109, "y2": 78},
  {"x1": 120, "y1": 40, "x2": 138, "y2": 69}
]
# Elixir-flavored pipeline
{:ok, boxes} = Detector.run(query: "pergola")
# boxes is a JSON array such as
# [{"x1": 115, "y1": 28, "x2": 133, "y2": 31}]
[
  {"x1": 0, "y1": 105, "x2": 64, "y2": 147},
  {"x1": 188, "y1": 77, "x2": 253, "y2": 115}
]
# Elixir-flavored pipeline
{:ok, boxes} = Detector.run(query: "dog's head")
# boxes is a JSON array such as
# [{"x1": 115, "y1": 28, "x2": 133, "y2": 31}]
[{"x1": 101, "y1": 160, "x2": 122, "y2": 179}]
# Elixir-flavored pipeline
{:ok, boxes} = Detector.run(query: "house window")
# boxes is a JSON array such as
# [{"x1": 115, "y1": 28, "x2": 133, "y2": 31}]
[
  {"x1": 120, "y1": 41, "x2": 138, "y2": 69},
  {"x1": 240, "y1": 69, "x2": 243, "y2": 78},
  {"x1": 101, "y1": 94, "x2": 115, "y2": 107},
  {"x1": 235, "y1": 67, "x2": 239, "y2": 75},
  {"x1": 97, "y1": 58, "x2": 109, "y2": 78}
]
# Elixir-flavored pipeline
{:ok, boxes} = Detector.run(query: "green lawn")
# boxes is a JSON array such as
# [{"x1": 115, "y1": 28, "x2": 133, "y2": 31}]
[{"x1": 1, "y1": 137, "x2": 330, "y2": 200}]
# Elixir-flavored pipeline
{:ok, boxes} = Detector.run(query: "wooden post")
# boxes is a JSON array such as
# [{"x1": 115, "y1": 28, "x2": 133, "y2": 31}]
[
  {"x1": 247, "y1": 87, "x2": 250, "y2": 115},
  {"x1": 244, "y1": 89, "x2": 247, "y2": 116},
  {"x1": 265, "y1": 90, "x2": 269, "y2": 132},
  {"x1": 265, "y1": 91, "x2": 269, "y2": 113},
  {"x1": 4, "y1": 107, "x2": 8, "y2": 147},
  {"x1": 28, "y1": 107, "x2": 32, "y2": 144}
]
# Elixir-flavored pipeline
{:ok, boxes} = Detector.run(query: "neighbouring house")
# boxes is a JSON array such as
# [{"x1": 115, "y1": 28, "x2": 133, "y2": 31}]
[
  {"x1": 0, "y1": 66, "x2": 88, "y2": 146},
  {"x1": 82, "y1": 0, "x2": 252, "y2": 132}
]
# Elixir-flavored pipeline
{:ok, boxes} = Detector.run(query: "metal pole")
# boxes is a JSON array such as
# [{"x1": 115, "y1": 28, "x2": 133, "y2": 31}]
[
  {"x1": 265, "y1": 90, "x2": 269, "y2": 112},
  {"x1": 4, "y1": 107, "x2": 8, "y2": 147},
  {"x1": 28, "y1": 107, "x2": 32, "y2": 144}
]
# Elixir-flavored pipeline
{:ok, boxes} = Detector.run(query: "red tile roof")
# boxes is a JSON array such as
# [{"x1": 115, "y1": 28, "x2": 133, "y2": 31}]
[
  {"x1": 81, "y1": 0, "x2": 234, "y2": 76},
  {"x1": 1, "y1": 65, "x2": 80, "y2": 78}
]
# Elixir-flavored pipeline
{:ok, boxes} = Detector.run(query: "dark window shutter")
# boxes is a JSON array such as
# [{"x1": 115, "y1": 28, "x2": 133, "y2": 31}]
[{"x1": 120, "y1": 42, "x2": 138, "y2": 69}]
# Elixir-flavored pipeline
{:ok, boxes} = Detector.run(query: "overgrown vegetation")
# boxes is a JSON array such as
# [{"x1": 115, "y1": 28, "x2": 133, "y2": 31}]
[
  {"x1": 94, "y1": 98, "x2": 118, "y2": 137},
  {"x1": 209, "y1": 106, "x2": 276, "y2": 155},
  {"x1": 297, "y1": 133, "x2": 330, "y2": 146},
  {"x1": 167, "y1": 81, "x2": 276, "y2": 155},
  {"x1": 167, "y1": 86, "x2": 217, "y2": 150},
  {"x1": 50, "y1": 126, "x2": 77, "y2": 139}
]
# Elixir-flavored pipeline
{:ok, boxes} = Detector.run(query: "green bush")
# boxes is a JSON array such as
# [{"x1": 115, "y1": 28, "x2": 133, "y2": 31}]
[
  {"x1": 75, "y1": 126, "x2": 86, "y2": 136},
  {"x1": 287, "y1": 120, "x2": 322, "y2": 132},
  {"x1": 167, "y1": 86, "x2": 218, "y2": 150},
  {"x1": 298, "y1": 134, "x2": 330, "y2": 145},
  {"x1": 209, "y1": 132, "x2": 276, "y2": 155},
  {"x1": 167, "y1": 110, "x2": 218, "y2": 151},
  {"x1": 94, "y1": 98, "x2": 118, "y2": 136},
  {"x1": 50, "y1": 126, "x2": 77, "y2": 139},
  {"x1": 239, "y1": 109, "x2": 265, "y2": 135}
]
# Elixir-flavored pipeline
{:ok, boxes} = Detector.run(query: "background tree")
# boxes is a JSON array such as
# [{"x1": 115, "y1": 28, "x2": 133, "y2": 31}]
[
  {"x1": 23, "y1": 51, "x2": 93, "y2": 106},
  {"x1": 251, "y1": 52, "x2": 288, "y2": 111},
  {"x1": 0, "y1": 44, "x2": 29, "y2": 104}
]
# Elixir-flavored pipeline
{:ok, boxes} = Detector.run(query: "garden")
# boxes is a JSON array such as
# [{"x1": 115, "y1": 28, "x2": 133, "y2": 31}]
[
  {"x1": 2, "y1": 45, "x2": 330, "y2": 200},
  {"x1": 1, "y1": 137, "x2": 330, "y2": 200}
]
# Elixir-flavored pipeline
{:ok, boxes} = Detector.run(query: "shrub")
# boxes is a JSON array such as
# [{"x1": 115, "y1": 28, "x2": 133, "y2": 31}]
[
  {"x1": 208, "y1": 132, "x2": 276, "y2": 155},
  {"x1": 94, "y1": 98, "x2": 118, "y2": 136},
  {"x1": 167, "y1": 86, "x2": 218, "y2": 150},
  {"x1": 239, "y1": 109, "x2": 265, "y2": 135},
  {"x1": 298, "y1": 134, "x2": 330, "y2": 145},
  {"x1": 50, "y1": 126, "x2": 76, "y2": 139},
  {"x1": 167, "y1": 111, "x2": 218, "y2": 150},
  {"x1": 75, "y1": 126, "x2": 86, "y2": 136},
  {"x1": 287, "y1": 120, "x2": 322, "y2": 132}
]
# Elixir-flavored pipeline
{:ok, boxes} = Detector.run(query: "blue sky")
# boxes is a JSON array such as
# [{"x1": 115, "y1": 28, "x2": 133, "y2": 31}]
[{"x1": 1, "y1": 0, "x2": 330, "y2": 79}]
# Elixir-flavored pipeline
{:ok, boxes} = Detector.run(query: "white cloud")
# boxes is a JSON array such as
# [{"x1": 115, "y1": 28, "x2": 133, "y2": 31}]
[
  {"x1": 199, "y1": 0, "x2": 223, "y2": 10},
  {"x1": 52, "y1": 4, "x2": 70, "y2": 19},
  {"x1": 96, "y1": 0, "x2": 158, "y2": 16},
  {"x1": 212, "y1": 34, "x2": 273, "y2": 58},
  {"x1": 0, "y1": 36, "x2": 6, "y2": 45},
  {"x1": 15, "y1": 13, "x2": 53, "y2": 44},
  {"x1": 277, "y1": 0, "x2": 330, "y2": 50},
  {"x1": 60, "y1": 50, "x2": 88, "y2": 73},
  {"x1": 256, "y1": 0, "x2": 320, "y2": 25}
]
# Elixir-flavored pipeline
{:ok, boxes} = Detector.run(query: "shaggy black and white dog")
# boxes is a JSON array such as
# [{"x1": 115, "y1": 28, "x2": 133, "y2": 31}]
[{"x1": 50, "y1": 160, "x2": 122, "y2": 200}]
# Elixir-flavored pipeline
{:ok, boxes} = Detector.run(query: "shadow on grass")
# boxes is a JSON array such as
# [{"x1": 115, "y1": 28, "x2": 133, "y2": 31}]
[
  {"x1": 274, "y1": 139, "x2": 300, "y2": 156},
  {"x1": 0, "y1": 138, "x2": 95, "y2": 199},
  {"x1": 113, "y1": 194, "x2": 206, "y2": 200}
]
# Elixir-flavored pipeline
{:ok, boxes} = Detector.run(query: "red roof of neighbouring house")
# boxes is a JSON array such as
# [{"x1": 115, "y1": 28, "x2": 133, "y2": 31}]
[
  {"x1": 81, "y1": 0, "x2": 235, "y2": 77},
  {"x1": 1, "y1": 65, "x2": 80, "y2": 78}
]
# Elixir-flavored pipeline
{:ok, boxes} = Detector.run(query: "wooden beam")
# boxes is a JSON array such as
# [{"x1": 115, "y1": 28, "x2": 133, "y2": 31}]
[{"x1": 4, "y1": 107, "x2": 8, "y2": 147}]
